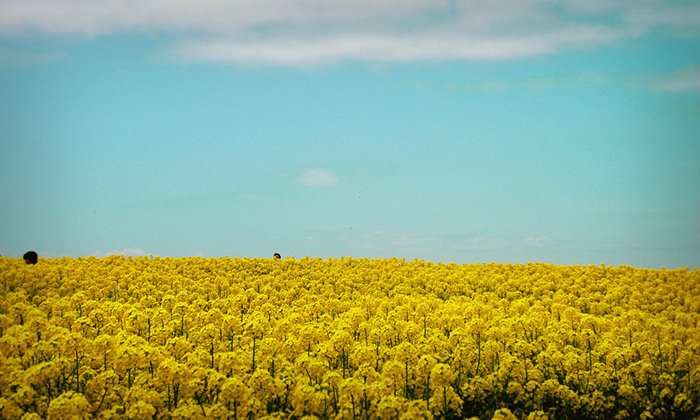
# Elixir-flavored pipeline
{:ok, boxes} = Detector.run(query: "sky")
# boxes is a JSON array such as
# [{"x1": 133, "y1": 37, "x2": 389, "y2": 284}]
[{"x1": 1, "y1": 0, "x2": 699, "y2": 269}]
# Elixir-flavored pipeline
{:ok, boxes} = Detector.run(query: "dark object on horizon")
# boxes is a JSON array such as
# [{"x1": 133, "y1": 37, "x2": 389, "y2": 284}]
[
  {"x1": 24, "y1": 251, "x2": 38, "y2": 264},
  {"x1": 273, "y1": 253, "x2": 281, "y2": 259}
]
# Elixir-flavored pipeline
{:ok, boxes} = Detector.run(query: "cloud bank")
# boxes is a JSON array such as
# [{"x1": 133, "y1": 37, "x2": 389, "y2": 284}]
[{"x1": 1, "y1": 0, "x2": 699, "y2": 65}]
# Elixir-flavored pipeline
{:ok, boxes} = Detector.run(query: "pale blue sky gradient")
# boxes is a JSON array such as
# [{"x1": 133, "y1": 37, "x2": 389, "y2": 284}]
[{"x1": 1, "y1": 0, "x2": 699, "y2": 268}]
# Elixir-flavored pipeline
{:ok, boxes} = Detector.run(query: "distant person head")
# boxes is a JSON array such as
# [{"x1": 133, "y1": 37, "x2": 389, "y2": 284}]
[
  {"x1": 273, "y1": 253, "x2": 281, "y2": 259},
  {"x1": 23, "y1": 251, "x2": 38, "y2": 265}
]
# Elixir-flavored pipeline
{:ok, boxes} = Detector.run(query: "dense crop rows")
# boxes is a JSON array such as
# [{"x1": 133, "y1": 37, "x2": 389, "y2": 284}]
[{"x1": 0, "y1": 256, "x2": 699, "y2": 419}]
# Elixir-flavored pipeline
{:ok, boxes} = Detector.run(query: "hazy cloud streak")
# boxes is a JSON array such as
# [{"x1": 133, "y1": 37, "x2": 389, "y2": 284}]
[
  {"x1": 653, "y1": 65, "x2": 700, "y2": 93},
  {"x1": 0, "y1": 46, "x2": 65, "y2": 68},
  {"x1": 173, "y1": 25, "x2": 626, "y2": 65},
  {"x1": 1, "y1": 0, "x2": 699, "y2": 65}
]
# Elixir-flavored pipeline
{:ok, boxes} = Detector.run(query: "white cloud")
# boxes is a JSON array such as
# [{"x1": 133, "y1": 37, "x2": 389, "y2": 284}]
[
  {"x1": 653, "y1": 65, "x2": 700, "y2": 93},
  {"x1": 93, "y1": 248, "x2": 147, "y2": 258},
  {"x1": 463, "y1": 237, "x2": 513, "y2": 250},
  {"x1": 299, "y1": 169, "x2": 339, "y2": 187},
  {"x1": 523, "y1": 236, "x2": 554, "y2": 247},
  {"x1": 1, "y1": 1, "x2": 699, "y2": 65}
]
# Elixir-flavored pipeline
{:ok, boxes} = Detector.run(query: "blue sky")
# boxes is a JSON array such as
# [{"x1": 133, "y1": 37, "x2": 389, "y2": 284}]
[{"x1": 1, "y1": 0, "x2": 699, "y2": 268}]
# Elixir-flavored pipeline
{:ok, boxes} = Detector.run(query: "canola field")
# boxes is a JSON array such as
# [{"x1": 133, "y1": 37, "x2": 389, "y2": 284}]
[{"x1": 0, "y1": 256, "x2": 699, "y2": 420}]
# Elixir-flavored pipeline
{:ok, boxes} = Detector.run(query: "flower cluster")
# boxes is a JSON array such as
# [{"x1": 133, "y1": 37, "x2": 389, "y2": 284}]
[{"x1": 0, "y1": 256, "x2": 698, "y2": 419}]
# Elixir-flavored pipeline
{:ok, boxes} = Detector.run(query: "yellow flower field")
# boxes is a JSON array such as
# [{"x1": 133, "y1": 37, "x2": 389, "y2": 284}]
[{"x1": 1, "y1": 256, "x2": 698, "y2": 420}]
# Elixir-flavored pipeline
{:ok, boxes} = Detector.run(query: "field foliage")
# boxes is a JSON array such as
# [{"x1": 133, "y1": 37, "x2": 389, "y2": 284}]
[{"x1": 0, "y1": 256, "x2": 699, "y2": 420}]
